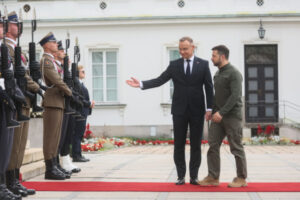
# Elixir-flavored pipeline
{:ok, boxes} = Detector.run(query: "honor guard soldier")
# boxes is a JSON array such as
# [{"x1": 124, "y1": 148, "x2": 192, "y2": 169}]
[
  {"x1": 5, "y1": 11, "x2": 38, "y2": 197},
  {"x1": 53, "y1": 40, "x2": 73, "y2": 178},
  {"x1": 56, "y1": 40, "x2": 81, "y2": 174},
  {"x1": 39, "y1": 32, "x2": 72, "y2": 180},
  {"x1": 0, "y1": 13, "x2": 22, "y2": 200}
]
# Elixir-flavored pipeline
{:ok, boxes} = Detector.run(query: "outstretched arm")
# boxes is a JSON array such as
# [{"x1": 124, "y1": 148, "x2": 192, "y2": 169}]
[
  {"x1": 126, "y1": 64, "x2": 172, "y2": 90},
  {"x1": 126, "y1": 77, "x2": 141, "y2": 88}
]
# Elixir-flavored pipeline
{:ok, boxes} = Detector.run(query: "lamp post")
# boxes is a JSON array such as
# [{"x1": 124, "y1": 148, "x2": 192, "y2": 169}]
[{"x1": 258, "y1": 19, "x2": 266, "y2": 39}]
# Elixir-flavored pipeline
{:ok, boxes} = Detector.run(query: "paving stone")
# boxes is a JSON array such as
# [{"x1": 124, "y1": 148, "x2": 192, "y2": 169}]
[{"x1": 26, "y1": 145, "x2": 300, "y2": 199}]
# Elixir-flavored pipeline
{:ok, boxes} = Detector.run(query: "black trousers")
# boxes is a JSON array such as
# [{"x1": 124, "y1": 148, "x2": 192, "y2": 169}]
[
  {"x1": 0, "y1": 103, "x2": 14, "y2": 173},
  {"x1": 72, "y1": 118, "x2": 86, "y2": 157},
  {"x1": 60, "y1": 115, "x2": 75, "y2": 156},
  {"x1": 58, "y1": 113, "x2": 70, "y2": 157},
  {"x1": 172, "y1": 108, "x2": 204, "y2": 179}
]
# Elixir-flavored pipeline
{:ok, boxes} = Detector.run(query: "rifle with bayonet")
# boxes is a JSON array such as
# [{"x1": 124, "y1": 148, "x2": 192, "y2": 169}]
[
  {"x1": 63, "y1": 32, "x2": 76, "y2": 115},
  {"x1": 71, "y1": 37, "x2": 87, "y2": 121},
  {"x1": 14, "y1": 9, "x2": 34, "y2": 121},
  {"x1": 28, "y1": 8, "x2": 45, "y2": 113},
  {"x1": 0, "y1": 10, "x2": 22, "y2": 128}
]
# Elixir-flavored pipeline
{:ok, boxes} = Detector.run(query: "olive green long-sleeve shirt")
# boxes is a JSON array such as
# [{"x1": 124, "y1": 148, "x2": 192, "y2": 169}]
[{"x1": 213, "y1": 63, "x2": 243, "y2": 119}]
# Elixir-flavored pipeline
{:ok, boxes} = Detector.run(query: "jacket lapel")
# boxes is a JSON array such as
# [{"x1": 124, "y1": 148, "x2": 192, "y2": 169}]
[
  {"x1": 189, "y1": 57, "x2": 200, "y2": 81},
  {"x1": 192, "y1": 57, "x2": 198, "y2": 75},
  {"x1": 179, "y1": 58, "x2": 185, "y2": 76}
]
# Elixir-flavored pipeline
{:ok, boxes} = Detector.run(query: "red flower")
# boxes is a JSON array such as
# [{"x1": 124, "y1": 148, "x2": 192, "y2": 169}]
[
  {"x1": 295, "y1": 140, "x2": 300, "y2": 145},
  {"x1": 81, "y1": 144, "x2": 89, "y2": 151},
  {"x1": 257, "y1": 124, "x2": 263, "y2": 135},
  {"x1": 168, "y1": 140, "x2": 174, "y2": 145},
  {"x1": 290, "y1": 140, "x2": 296, "y2": 144},
  {"x1": 202, "y1": 140, "x2": 208, "y2": 144},
  {"x1": 223, "y1": 140, "x2": 229, "y2": 145},
  {"x1": 83, "y1": 123, "x2": 94, "y2": 139},
  {"x1": 265, "y1": 125, "x2": 274, "y2": 135}
]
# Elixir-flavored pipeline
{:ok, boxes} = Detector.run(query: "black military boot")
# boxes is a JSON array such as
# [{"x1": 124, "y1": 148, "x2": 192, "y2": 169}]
[
  {"x1": 45, "y1": 159, "x2": 66, "y2": 180},
  {"x1": 14, "y1": 169, "x2": 35, "y2": 195},
  {"x1": 55, "y1": 156, "x2": 72, "y2": 179},
  {"x1": 6, "y1": 170, "x2": 27, "y2": 197},
  {"x1": 16, "y1": 105, "x2": 30, "y2": 122},
  {"x1": 6, "y1": 119, "x2": 20, "y2": 129},
  {"x1": 0, "y1": 173, "x2": 22, "y2": 200},
  {"x1": 32, "y1": 104, "x2": 44, "y2": 113}
]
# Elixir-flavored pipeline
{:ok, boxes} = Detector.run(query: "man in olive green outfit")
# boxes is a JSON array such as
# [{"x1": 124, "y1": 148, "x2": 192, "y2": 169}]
[{"x1": 199, "y1": 45, "x2": 247, "y2": 187}]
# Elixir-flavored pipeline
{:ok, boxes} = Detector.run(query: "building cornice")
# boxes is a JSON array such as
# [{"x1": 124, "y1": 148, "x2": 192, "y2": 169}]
[{"x1": 21, "y1": 13, "x2": 300, "y2": 28}]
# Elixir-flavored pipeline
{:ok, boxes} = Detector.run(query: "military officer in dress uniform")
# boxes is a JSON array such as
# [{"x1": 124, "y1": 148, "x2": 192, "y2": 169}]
[
  {"x1": 54, "y1": 40, "x2": 81, "y2": 174},
  {"x1": 53, "y1": 40, "x2": 73, "y2": 178},
  {"x1": 0, "y1": 14, "x2": 22, "y2": 200},
  {"x1": 5, "y1": 11, "x2": 38, "y2": 198},
  {"x1": 39, "y1": 32, "x2": 72, "y2": 180}
]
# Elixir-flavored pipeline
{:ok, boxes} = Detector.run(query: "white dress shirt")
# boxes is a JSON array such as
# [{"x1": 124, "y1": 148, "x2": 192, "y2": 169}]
[{"x1": 184, "y1": 55, "x2": 194, "y2": 75}]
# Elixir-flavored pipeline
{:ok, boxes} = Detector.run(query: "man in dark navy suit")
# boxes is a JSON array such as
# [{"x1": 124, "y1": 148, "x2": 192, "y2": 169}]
[
  {"x1": 72, "y1": 65, "x2": 95, "y2": 162},
  {"x1": 126, "y1": 37, "x2": 213, "y2": 185}
]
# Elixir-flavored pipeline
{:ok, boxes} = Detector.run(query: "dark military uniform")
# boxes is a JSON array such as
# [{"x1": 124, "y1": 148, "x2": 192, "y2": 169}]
[
  {"x1": 0, "y1": 12, "x2": 22, "y2": 199},
  {"x1": 207, "y1": 63, "x2": 247, "y2": 179}
]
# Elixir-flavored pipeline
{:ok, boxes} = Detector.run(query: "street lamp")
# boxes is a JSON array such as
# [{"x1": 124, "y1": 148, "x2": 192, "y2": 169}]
[{"x1": 258, "y1": 19, "x2": 266, "y2": 39}]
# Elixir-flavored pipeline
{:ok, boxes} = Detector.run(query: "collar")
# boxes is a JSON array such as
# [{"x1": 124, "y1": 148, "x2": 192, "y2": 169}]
[
  {"x1": 79, "y1": 79, "x2": 83, "y2": 84},
  {"x1": 5, "y1": 37, "x2": 17, "y2": 46},
  {"x1": 43, "y1": 53, "x2": 55, "y2": 59},
  {"x1": 185, "y1": 55, "x2": 195, "y2": 63},
  {"x1": 219, "y1": 63, "x2": 231, "y2": 71},
  {"x1": 56, "y1": 60, "x2": 62, "y2": 66}
]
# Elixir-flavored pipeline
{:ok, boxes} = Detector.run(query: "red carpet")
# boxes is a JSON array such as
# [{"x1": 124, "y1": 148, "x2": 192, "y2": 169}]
[{"x1": 22, "y1": 182, "x2": 300, "y2": 192}]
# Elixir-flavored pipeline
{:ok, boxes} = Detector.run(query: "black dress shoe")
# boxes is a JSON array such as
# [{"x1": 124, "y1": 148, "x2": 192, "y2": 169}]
[
  {"x1": 57, "y1": 166, "x2": 71, "y2": 179},
  {"x1": 73, "y1": 156, "x2": 90, "y2": 162},
  {"x1": 45, "y1": 168, "x2": 66, "y2": 180},
  {"x1": 71, "y1": 168, "x2": 81, "y2": 173},
  {"x1": 26, "y1": 188, "x2": 36, "y2": 195},
  {"x1": 175, "y1": 178, "x2": 185, "y2": 185},
  {"x1": 190, "y1": 178, "x2": 200, "y2": 185}
]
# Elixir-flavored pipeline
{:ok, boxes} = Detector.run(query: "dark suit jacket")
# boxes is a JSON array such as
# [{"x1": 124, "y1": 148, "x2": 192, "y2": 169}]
[
  {"x1": 80, "y1": 83, "x2": 92, "y2": 117},
  {"x1": 142, "y1": 56, "x2": 213, "y2": 116}
]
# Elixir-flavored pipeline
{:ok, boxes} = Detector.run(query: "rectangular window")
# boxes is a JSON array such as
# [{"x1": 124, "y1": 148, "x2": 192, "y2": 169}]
[
  {"x1": 168, "y1": 49, "x2": 181, "y2": 99},
  {"x1": 92, "y1": 50, "x2": 118, "y2": 103}
]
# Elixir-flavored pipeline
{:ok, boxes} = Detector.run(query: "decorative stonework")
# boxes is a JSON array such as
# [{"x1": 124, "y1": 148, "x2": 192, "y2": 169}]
[
  {"x1": 257, "y1": 0, "x2": 264, "y2": 6},
  {"x1": 100, "y1": 1, "x2": 107, "y2": 10},
  {"x1": 177, "y1": 0, "x2": 185, "y2": 8}
]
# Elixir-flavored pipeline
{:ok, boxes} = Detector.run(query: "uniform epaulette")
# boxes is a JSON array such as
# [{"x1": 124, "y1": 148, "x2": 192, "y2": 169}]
[{"x1": 42, "y1": 57, "x2": 53, "y2": 66}]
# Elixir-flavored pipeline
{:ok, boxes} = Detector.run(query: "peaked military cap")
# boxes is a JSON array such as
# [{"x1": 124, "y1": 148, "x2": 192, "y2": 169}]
[
  {"x1": 39, "y1": 32, "x2": 57, "y2": 46},
  {"x1": 7, "y1": 11, "x2": 18, "y2": 23},
  {"x1": 57, "y1": 40, "x2": 64, "y2": 50}
]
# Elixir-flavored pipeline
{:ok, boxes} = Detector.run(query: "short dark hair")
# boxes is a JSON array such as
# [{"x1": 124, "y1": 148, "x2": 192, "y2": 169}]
[
  {"x1": 179, "y1": 36, "x2": 193, "y2": 44},
  {"x1": 212, "y1": 45, "x2": 229, "y2": 60}
]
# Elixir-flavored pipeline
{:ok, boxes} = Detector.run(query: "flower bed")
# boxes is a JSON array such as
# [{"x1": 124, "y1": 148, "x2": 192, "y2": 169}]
[{"x1": 81, "y1": 124, "x2": 300, "y2": 152}]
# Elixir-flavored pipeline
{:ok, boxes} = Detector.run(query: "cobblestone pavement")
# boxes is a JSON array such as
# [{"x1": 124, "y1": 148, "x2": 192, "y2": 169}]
[{"x1": 26, "y1": 145, "x2": 300, "y2": 200}]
